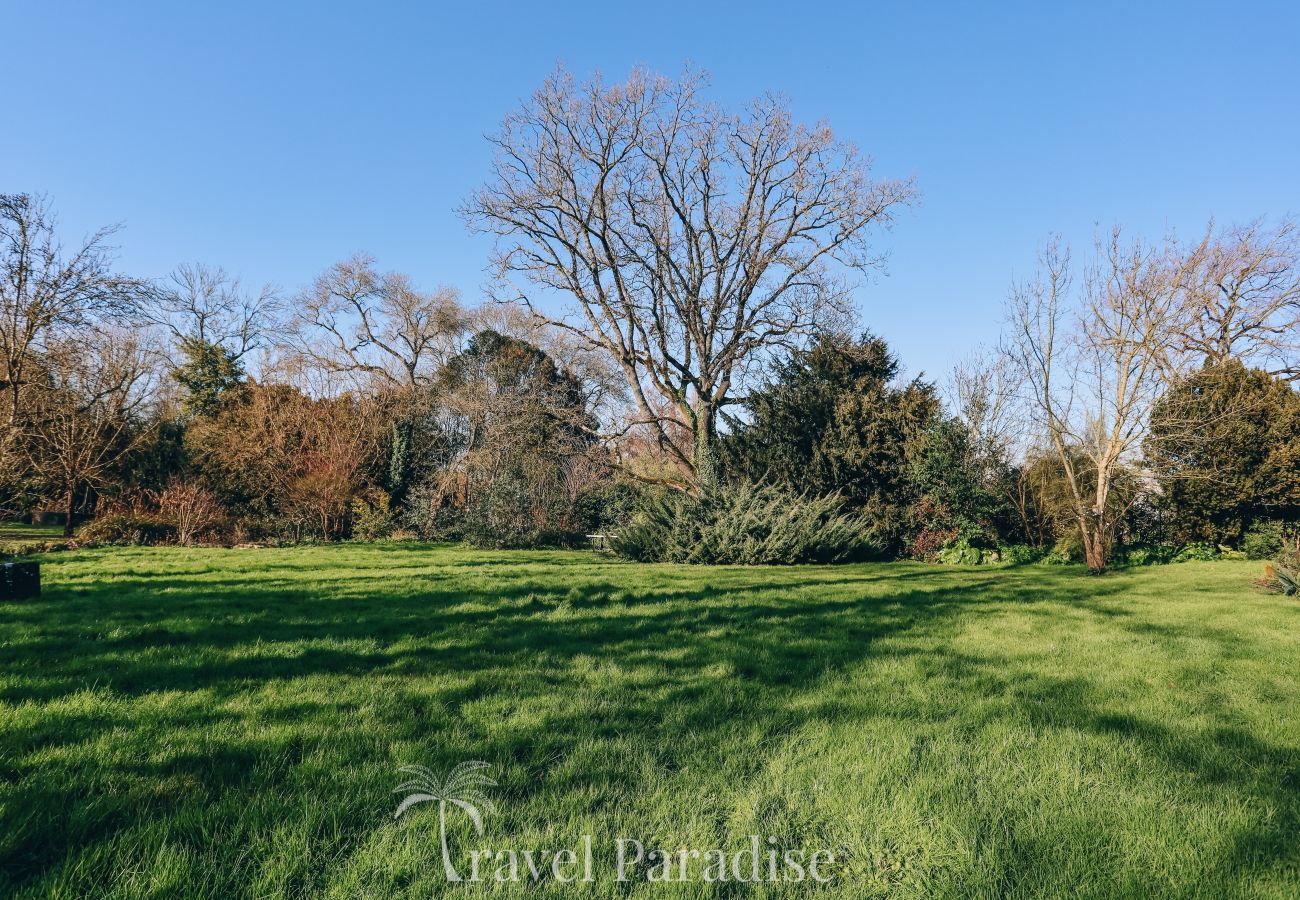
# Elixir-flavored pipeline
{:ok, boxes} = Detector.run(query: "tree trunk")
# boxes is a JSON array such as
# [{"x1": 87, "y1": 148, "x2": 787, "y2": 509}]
[
  {"x1": 63, "y1": 486, "x2": 76, "y2": 538},
  {"x1": 1080, "y1": 517, "x2": 1107, "y2": 574}
]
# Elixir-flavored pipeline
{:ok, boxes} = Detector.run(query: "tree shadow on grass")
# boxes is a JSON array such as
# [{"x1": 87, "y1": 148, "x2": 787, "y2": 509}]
[{"x1": 2, "y1": 546, "x2": 1295, "y2": 896}]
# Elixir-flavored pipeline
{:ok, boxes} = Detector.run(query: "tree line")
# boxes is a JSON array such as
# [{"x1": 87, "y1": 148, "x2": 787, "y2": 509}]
[{"x1": 3, "y1": 68, "x2": 1298, "y2": 571}]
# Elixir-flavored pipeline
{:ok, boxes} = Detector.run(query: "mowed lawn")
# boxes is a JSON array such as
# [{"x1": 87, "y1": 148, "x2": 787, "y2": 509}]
[{"x1": 0, "y1": 546, "x2": 1297, "y2": 898}]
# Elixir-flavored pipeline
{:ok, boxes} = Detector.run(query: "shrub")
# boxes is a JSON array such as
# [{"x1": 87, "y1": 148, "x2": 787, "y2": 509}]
[
  {"x1": 158, "y1": 481, "x2": 224, "y2": 546},
  {"x1": 1173, "y1": 542, "x2": 1219, "y2": 563},
  {"x1": 613, "y1": 481, "x2": 877, "y2": 565},
  {"x1": 1042, "y1": 532, "x2": 1084, "y2": 565},
  {"x1": 998, "y1": 544, "x2": 1044, "y2": 566},
  {"x1": 1243, "y1": 521, "x2": 1286, "y2": 560},
  {"x1": 1120, "y1": 544, "x2": 1178, "y2": 566},
  {"x1": 907, "y1": 523, "x2": 960, "y2": 561},
  {"x1": 78, "y1": 513, "x2": 176, "y2": 546},
  {"x1": 935, "y1": 537, "x2": 988, "y2": 565},
  {"x1": 350, "y1": 488, "x2": 395, "y2": 541},
  {"x1": 575, "y1": 481, "x2": 641, "y2": 534}
]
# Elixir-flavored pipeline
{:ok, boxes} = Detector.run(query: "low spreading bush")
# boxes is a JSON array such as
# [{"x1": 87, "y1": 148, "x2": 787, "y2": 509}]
[
  {"x1": 998, "y1": 544, "x2": 1044, "y2": 566},
  {"x1": 1120, "y1": 544, "x2": 1178, "y2": 567},
  {"x1": 935, "y1": 537, "x2": 989, "y2": 565},
  {"x1": 1173, "y1": 541, "x2": 1219, "y2": 563},
  {"x1": 613, "y1": 481, "x2": 878, "y2": 565},
  {"x1": 78, "y1": 514, "x2": 177, "y2": 546}
]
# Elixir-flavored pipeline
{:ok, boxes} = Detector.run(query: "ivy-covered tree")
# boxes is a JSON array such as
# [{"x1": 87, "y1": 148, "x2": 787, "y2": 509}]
[
  {"x1": 1146, "y1": 359, "x2": 1300, "y2": 543},
  {"x1": 415, "y1": 329, "x2": 595, "y2": 546},
  {"x1": 720, "y1": 332, "x2": 939, "y2": 554}
]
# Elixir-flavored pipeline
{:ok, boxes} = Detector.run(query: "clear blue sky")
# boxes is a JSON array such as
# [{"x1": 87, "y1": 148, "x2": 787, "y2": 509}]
[{"x1": 6, "y1": 1, "x2": 1298, "y2": 382}]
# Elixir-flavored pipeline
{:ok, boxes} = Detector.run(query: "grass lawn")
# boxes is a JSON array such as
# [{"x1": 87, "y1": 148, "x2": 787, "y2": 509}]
[
  {"x1": 0, "y1": 522, "x2": 67, "y2": 546},
  {"x1": 0, "y1": 545, "x2": 1296, "y2": 897}
]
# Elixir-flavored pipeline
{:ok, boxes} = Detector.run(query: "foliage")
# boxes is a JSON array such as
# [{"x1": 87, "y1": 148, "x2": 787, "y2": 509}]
[
  {"x1": 934, "y1": 537, "x2": 989, "y2": 565},
  {"x1": 1173, "y1": 541, "x2": 1220, "y2": 563},
  {"x1": 172, "y1": 337, "x2": 245, "y2": 418},
  {"x1": 1243, "y1": 521, "x2": 1286, "y2": 560},
  {"x1": 77, "y1": 513, "x2": 176, "y2": 546},
  {"x1": 574, "y1": 479, "x2": 641, "y2": 534},
  {"x1": 909, "y1": 418, "x2": 1017, "y2": 547},
  {"x1": 350, "y1": 488, "x2": 395, "y2": 541},
  {"x1": 720, "y1": 332, "x2": 940, "y2": 555},
  {"x1": 1120, "y1": 544, "x2": 1179, "y2": 567},
  {"x1": 613, "y1": 481, "x2": 877, "y2": 565},
  {"x1": 1146, "y1": 360, "x2": 1300, "y2": 544},
  {"x1": 1256, "y1": 535, "x2": 1300, "y2": 595},
  {"x1": 998, "y1": 543, "x2": 1044, "y2": 566}
]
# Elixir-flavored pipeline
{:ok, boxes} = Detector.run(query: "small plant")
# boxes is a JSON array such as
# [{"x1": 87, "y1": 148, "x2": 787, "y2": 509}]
[
  {"x1": 1258, "y1": 564, "x2": 1299, "y2": 596},
  {"x1": 1257, "y1": 535, "x2": 1300, "y2": 596},
  {"x1": 935, "y1": 537, "x2": 988, "y2": 565}
]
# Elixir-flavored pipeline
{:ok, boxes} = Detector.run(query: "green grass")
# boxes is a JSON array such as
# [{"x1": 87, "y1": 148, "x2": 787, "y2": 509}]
[
  {"x1": 0, "y1": 522, "x2": 66, "y2": 546},
  {"x1": 0, "y1": 545, "x2": 1296, "y2": 898}
]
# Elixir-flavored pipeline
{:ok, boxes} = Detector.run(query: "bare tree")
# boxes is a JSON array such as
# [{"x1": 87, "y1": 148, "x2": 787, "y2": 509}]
[
  {"x1": 24, "y1": 329, "x2": 159, "y2": 536},
  {"x1": 948, "y1": 345, "x2": 1024, "y2": 468},
  {"x1": 152, "y1": 262, "x2": 281, "y2": 361},
  {"x1": 1175, "y1": 217, "x2": 1300, "y2": 378},
  {"x1": 0, "y1": 193, "x2": 148, "y2": 427},
  {"x1": 465, "y1": 67, "x2": 916, "y2": 489},
  {"x1": 1004, "y1": 231, "x2": 1185, "y2": 572},
  {"x1": 289, "y1": 254, "x2": 469, "y2": 393}
]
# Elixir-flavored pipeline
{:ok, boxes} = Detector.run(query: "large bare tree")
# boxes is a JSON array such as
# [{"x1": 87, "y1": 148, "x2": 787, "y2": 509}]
[
  {"x1": 1004, "y1": 231, "x2": 1186, "y2": 572},
  {"x1": 466, "y1": 67, "x2": 916, "y2": 489},
  {"x1": 1175, "y1": 217, "x2": 1300, "y2": 378}
]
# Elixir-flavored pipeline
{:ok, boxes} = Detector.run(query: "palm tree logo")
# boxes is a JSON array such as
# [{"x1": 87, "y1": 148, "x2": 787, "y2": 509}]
[{"x1": 393, "y1": 761, "x2": 497, "y2": 882}]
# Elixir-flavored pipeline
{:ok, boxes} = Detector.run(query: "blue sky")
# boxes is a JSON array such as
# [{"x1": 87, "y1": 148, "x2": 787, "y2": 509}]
[{"x1": 6, "y1": 1, "x2": 1298, "y2": 382}]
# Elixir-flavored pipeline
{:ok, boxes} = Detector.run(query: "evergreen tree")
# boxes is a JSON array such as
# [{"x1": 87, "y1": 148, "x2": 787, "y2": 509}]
[
  {"x1": 1146, "y1": 359, "x2": 1300, "y2": 543},
  {"x1": 172, "y1": 337, "x2": 245, "y2": 418},
  {"x1": 720, "y1": 332, "x2": 939, "y2": 554}
]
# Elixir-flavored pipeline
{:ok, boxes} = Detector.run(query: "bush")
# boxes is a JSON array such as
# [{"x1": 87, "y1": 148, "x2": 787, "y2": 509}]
[
  {"x1": 998, "y1": 544, "x2": 1044, "y2": 566},
  {"x1": 78, "y1": 514, "x2": 177, "y2": 546},
  {"x1": 158, "y1": 481, "x2": 224, "y2": 546},
  {"x1": 1042, "y1": 532, "x2": 1084, "y2": 565},
  {"x1": 575, "y1": 481, "x2": 641, "y2": 534},
  {"x1": 613, "y1": 481, "x2": 877, "y2": 565},
  {"x1": 1243, "y1": 521, "x2": 1286, "y2": 560},
  {"x1": 935, "y1": 537, "x2": 989, "y2": 565},
  {"x1": 1257, "y1": 535, "x2": 1300, "y2": 595},
  {"x1": 1173, "y1": 541, "x2": 1219, "y2": 563},
  {"x1": 1120, "y1": 544, "x2": 1178, "y2": 567},
  {"x1": 350, "y1": 489, "x2": 395, "y2": 541}
]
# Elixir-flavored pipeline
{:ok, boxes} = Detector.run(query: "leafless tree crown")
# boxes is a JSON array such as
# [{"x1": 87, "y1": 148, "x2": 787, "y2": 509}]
[
  {"x1": 465, "y1": 66, "x2": 916, "y2": 487},
  {"x1": 1174, "y1": 217, "x2": 1300, "y2": 378},
  {"x1": 288, "y1": 254, "x2": 470, "y2": 393}
]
